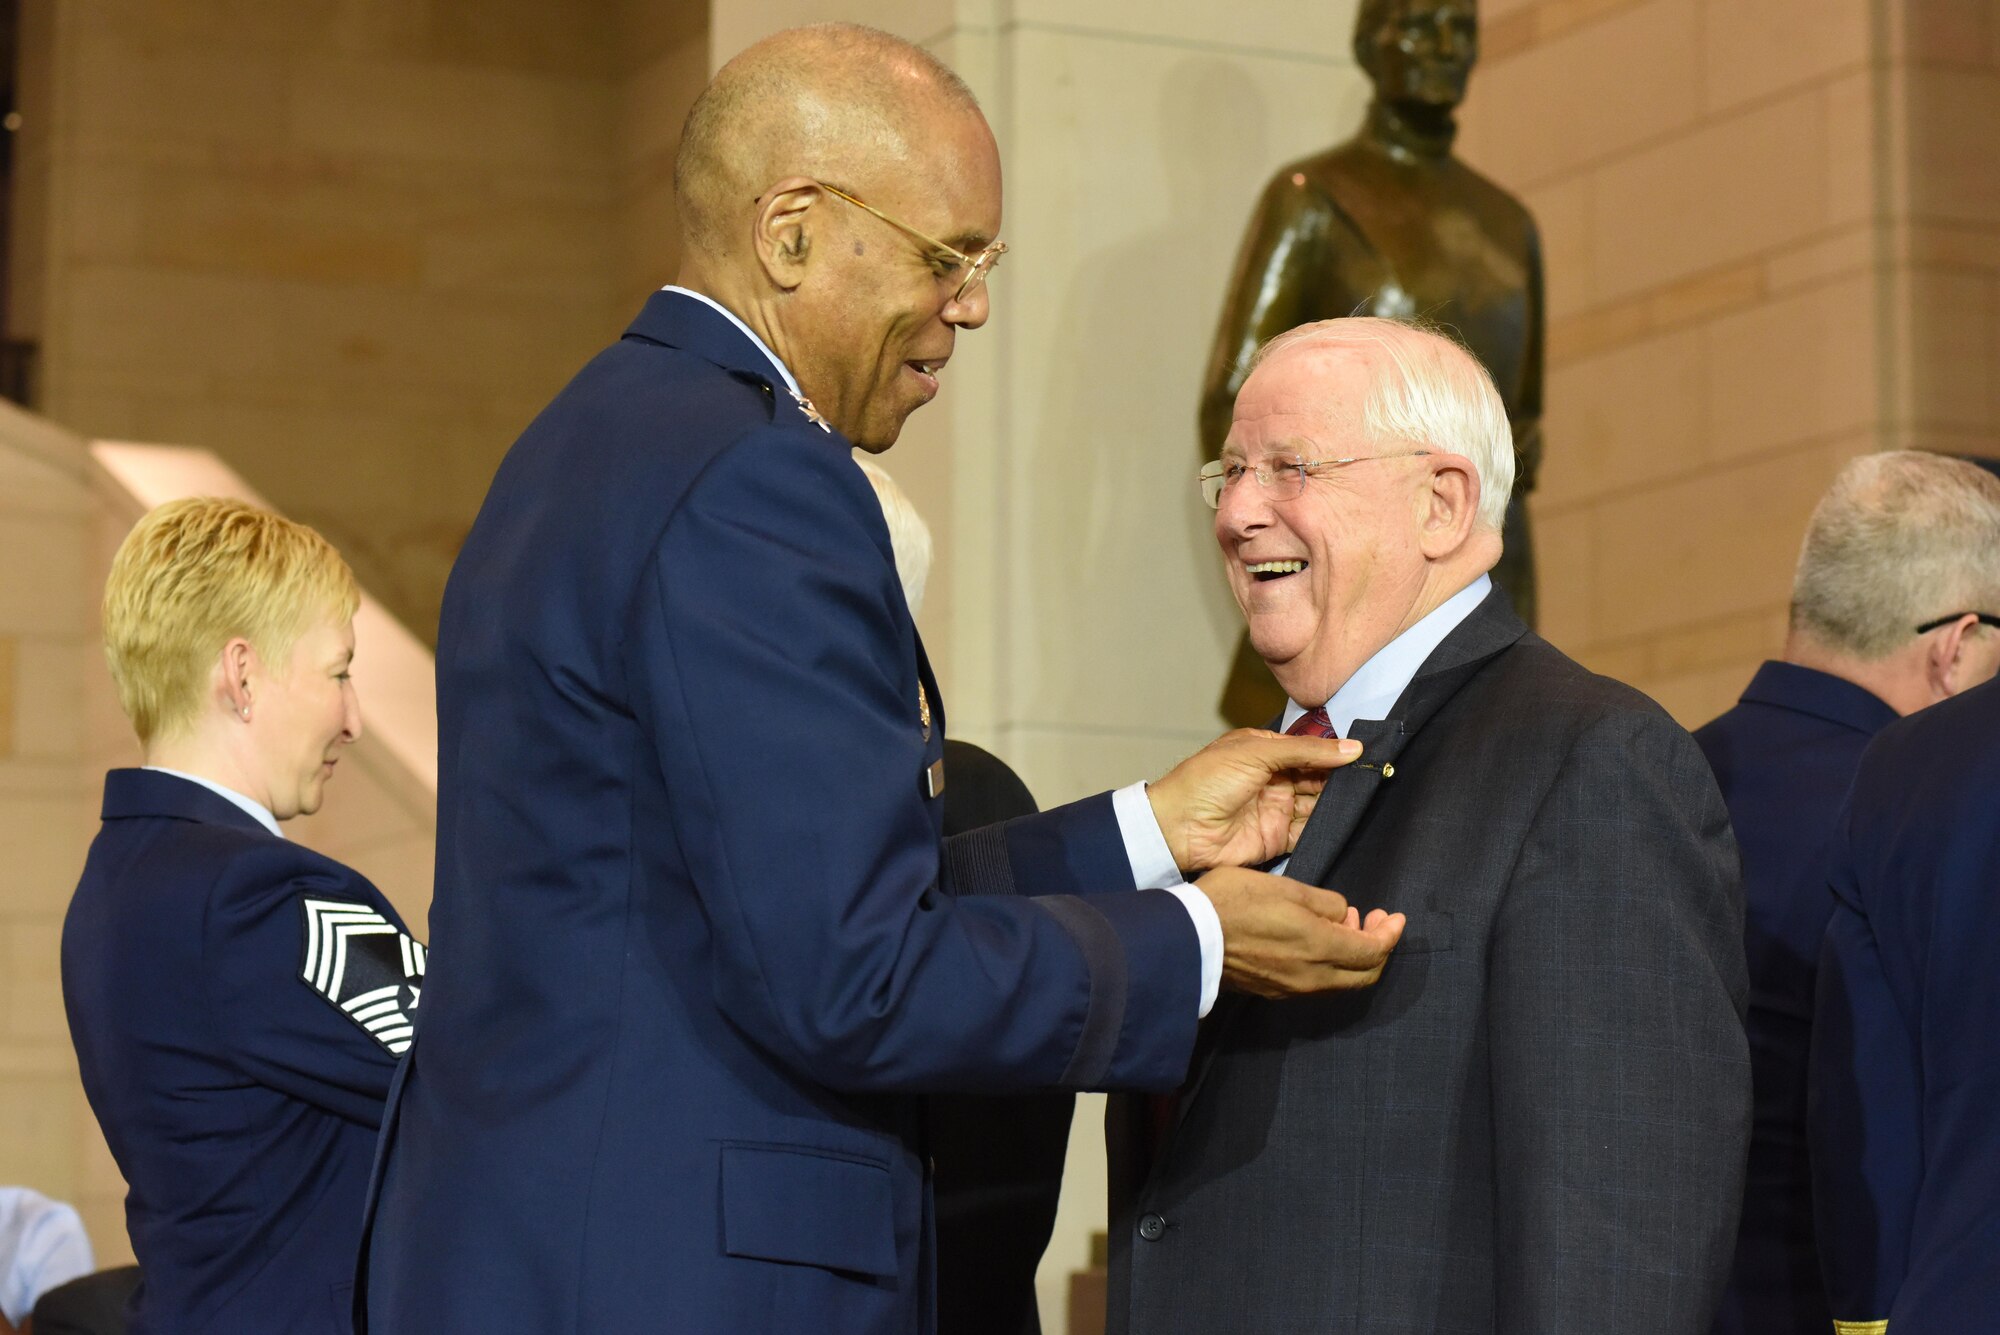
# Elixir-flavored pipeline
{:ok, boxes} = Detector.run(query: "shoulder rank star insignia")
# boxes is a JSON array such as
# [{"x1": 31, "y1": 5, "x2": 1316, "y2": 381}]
[
  {"x1": 918, "y1": 683, "x2": 932, "y2": 742},
  {"x1": 789, "y1": 388, "x2": 832, "y2": 432}
]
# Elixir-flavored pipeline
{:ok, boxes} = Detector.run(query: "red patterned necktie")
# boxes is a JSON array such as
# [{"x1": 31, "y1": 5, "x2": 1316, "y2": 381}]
[{"x1": 1287, "y1": 706, "x2": 1336, "y2": 739}]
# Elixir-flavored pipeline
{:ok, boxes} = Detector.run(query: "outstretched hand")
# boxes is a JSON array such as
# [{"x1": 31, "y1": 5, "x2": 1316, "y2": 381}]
[
  {"x1": 1147, "y1": 728, "x2": 1360, "y2": 872},
  {"x1": 1195, "y1": 866, "x2": 1405, "y2": 997}
]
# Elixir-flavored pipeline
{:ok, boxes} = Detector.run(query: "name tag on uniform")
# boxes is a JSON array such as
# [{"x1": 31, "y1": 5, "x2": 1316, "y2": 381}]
[{"x1": 924, "y1": 759, "x2": 946, "y2": 799}]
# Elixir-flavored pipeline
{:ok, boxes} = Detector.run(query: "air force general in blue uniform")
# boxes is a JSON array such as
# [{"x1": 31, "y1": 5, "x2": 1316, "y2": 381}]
[
  {"x1": 63, "y1": 768, "x2": 424, "y2": 1334},
  {"x1": 1811, "y1": 677, "x2": 2000, "y2": 1334},
  {"x1": 359, "y1": 289, "x2": 1211, "y2": 1333}
]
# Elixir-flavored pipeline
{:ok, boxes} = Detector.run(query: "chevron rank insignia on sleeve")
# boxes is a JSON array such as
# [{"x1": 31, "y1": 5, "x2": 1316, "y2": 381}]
[{"x1": 299, "y1": 898, "x2": 427, "y2": 1055}]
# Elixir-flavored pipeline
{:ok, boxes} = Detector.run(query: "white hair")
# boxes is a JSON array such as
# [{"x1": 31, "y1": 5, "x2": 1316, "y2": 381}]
[
  {"x1": 853, "y1": 454, "x2": 934, "y2": 615},
  {"x1": 1791, "y1": 450, "x2": 2000, "y2": 659},
  {"x1": 1249, "y1": 317, "x2": 1517, "y2": 530}
]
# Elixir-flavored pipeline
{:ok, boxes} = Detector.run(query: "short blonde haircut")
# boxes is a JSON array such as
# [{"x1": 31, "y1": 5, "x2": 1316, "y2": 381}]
[
  {"x1": 1791, "y1": 451, "x2": 2000, "y2": 659},
  {"x1": 103, "y1": 498, "x2": 359, "y2": 744}
]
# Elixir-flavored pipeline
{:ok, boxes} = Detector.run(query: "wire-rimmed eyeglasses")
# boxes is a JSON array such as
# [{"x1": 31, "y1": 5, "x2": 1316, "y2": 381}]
[
  {"x1": 1198, "y1": 451, "x2": 1433, "y2": 509},
  {"x1": 815, "y1": 181, "x2": 1007, "y2": 303},
  {"x1": 1915, "y1": 612, "x2": 2000, "y2": 635}
]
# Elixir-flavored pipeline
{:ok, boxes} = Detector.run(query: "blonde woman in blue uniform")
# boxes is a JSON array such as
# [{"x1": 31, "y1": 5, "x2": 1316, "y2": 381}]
[{"x1": 62, "y1": 498, "x2": 423, "y2": 1335}]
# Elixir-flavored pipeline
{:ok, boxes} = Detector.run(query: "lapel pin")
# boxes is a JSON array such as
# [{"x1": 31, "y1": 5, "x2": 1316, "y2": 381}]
[
  {"x1": 918, "y1": 683, "x2": 932, "y2": 743},
  {"x1": 1353, "y1": 761, "x2": 1395, "y2": 778}
]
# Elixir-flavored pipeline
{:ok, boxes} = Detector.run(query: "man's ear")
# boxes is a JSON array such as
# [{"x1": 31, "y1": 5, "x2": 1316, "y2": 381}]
[
  {"x1": 752, "y1": 177, "x2": 824, "y2": 292},
  {"x1": 1926, "y1": 614, "x2": 1979, "y2": 700},
  {"x1": 1416, "y1": 453, "x2": 1479, "y2": 560}
]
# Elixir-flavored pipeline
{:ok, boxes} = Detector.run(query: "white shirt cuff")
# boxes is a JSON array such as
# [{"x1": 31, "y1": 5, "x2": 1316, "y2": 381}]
[
  {"x1": 1111, "y1": 782, "x2": 1222, "y2": 1018},
  {"x1": 1112, "y1": 781, "x2": 1180, "y2": 890},
  {"x1": 1161, "y1": 882, "x2": 1224, "y2": 1018}
]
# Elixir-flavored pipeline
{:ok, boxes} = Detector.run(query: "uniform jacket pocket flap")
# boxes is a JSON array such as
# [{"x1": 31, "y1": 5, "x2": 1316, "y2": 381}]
[
  {"x1": 1390, "y1": 910, "x2": 1455, "y2": 955},
  {"x1": 720, "y1": 1143, "x2": 897, "y2": 1278}
]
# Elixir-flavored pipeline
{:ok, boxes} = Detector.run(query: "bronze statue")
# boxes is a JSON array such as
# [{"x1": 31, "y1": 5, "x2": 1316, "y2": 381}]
[{"x1": 1200, "y1": 0, "x2": 1543, "y2": 726}]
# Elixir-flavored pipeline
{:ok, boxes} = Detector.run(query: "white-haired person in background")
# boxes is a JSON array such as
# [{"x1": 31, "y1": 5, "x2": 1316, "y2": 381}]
[
  {"x1": 1106, "y1": 317, "x2": 1750, "y2": 1334},
  {"x1": 852, "y1": 453, "x2": 1071, "y2": 1335},
  {"x1": 1695, "y1": 450, "x2": 2000, "y2": 1335}
]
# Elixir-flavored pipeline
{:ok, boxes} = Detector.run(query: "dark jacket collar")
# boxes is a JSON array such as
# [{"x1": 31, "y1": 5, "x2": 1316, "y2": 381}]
[
  {"x1": 101, "y1": 768, "x2": 274, "y2": 838},
  {"x1": 1385, "y1": 583, "x2": 1529, "y2": 734},
  {"x1": 623, "y1": 288, "x2": 788, "y2": 390},
  {"x1": 1282, "y1": 585, "x2": 1525, "y2": 888},
  {"x1": 1738, "y1": 660, "x2": 1898, "y2": 736}
]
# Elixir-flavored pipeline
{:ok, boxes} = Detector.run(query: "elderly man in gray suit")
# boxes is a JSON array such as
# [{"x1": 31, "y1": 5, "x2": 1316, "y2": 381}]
[{"x1": 1108, "y1": 318, "x2": 1751, "y2": 1333}]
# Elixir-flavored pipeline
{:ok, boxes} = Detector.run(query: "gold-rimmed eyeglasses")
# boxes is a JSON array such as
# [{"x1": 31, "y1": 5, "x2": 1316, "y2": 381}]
[
  {"x1": 815, "y1": 180, "x2": 1008, "y2": 303},
  {"x1": 1198, "y1": 451, "x2": 1434, "y2": 509}
]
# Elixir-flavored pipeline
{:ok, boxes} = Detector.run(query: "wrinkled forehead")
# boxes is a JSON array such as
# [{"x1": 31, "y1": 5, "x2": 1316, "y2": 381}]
[{"x1": 1224, "y1": 344, "x2": 1375, "y2": 458}]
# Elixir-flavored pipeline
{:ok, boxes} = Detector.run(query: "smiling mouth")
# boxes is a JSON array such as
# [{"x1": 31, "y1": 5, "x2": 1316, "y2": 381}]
[{"x1": 1245, "y1": 559, "x2": 1307, "y2": 582}]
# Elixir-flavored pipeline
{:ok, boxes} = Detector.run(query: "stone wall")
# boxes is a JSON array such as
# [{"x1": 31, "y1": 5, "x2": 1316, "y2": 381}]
[
  {"x1": 6, "y1": 0, "x2": 716, "y2": 645},
  {"x1": 613, "y1": 0, "x2": 709, "y2": 301},
  {"x1": 0, "y1": 406, "x2": 103, "y2": 1264},
  {"x1": 1462, "y1": 0, "x2": 2000, "y2": 727}
]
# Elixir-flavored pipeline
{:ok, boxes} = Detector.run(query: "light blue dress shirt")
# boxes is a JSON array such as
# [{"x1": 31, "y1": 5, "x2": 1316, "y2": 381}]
[
  {"x1": 141, "y1": 766, "x2": 283, "y2": 838},
  {"x1": 1280, "y1": 574, "x2": 1493, "y2": 737},
  {"x1": 1268, "y1": 573, "x2": 1492, "y2": 878}
]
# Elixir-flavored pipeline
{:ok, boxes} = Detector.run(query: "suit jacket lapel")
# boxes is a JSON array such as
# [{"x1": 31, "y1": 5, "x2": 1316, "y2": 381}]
[
  {"x1": 1283, "y1": 718, "x2": 1408, "y2": 887},
  {"x1": 1171, "y1": 587, "x2": 1527, "y2": 1128},
  {"x1": 1288, "y1": 587, "x2": 1525, "y2": 878}
]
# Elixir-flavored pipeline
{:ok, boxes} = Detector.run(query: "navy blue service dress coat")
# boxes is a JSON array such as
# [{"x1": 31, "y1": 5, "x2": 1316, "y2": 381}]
[
  {"x1": 1812, "y1": 677, "x2": 2000, "y2": 1334},
  {"x1": 359, "y1": 292, "x2": 1201, "y2": 1335},
  {"x1": 62, "y1": 769, "x2": 423, "y2": 1335},
  {"x1": 1695, "y1": 661, "x2": 1897, "y2": 1335}
]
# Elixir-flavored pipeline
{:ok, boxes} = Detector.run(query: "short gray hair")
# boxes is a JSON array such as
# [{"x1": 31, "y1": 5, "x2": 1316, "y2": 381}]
[
  {"x1": 1791, "y1": 450, "x2": 2000, "y2": 659},
  {"x1": 853, "y1": 454, "x2": 934, "y2": 615},
  {"x1": 1250, "y1": 317, "x2": 1516, "y2": 530}
]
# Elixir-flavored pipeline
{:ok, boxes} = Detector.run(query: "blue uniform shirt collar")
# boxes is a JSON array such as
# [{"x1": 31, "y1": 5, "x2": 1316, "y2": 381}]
[
  {"x1": 1282, "y1": 574, "x2": 1493, "y2": 738},
  {"x1": 1738, "y1": 659, "x2": 1899, "y2": 736}
]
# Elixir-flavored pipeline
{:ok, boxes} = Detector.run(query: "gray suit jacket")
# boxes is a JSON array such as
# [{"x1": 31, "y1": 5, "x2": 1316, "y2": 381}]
[{"x1": 1108, "y1": 589, "x2": 1751, "y2": 1334}]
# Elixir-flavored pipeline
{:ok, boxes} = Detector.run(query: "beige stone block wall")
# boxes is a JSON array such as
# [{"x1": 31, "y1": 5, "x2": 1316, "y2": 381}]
[
  {"x1": 1458, "y1": 0, "x2": 1999, "y2": 729},
  {"x1": 612, "y1": 0, "x2": 709, "y2": 299},
  {"x1": 0, "y1": 414, "x2": 114, "y2": 1262},
  {"x1": 9, "y1": 0, "x2": 693, "y2": 645},
  {"x1": 1892, "y1": 3, "x2": 2000, "y2": 461}
]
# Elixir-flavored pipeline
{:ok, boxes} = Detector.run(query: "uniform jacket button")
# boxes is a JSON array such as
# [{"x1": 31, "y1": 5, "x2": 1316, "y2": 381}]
[{"x1": 1138, "y1": 1213, "x2": 1167, "y2": 1241}]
